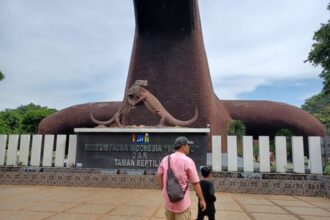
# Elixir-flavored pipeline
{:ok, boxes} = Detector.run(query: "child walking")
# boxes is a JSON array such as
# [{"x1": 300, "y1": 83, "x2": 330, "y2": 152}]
[{"x1": 197, "y1": 166, "x2": 216, "y2": 220}]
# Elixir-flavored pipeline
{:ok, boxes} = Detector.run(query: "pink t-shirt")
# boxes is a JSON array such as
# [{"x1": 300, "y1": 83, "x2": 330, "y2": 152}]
[{"x1": 157, "y1": 151, "x2": 200, "y2": 213}]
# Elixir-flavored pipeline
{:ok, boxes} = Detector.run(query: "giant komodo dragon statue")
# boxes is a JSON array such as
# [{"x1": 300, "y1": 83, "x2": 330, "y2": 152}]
[
  {"x1": 90, "y1": 79, "x2": 198, "y2": 127},
  {"x1": 89, "y1": 80, "x2": 141, "y2": 127},
  {"x1": 126, "y1": 80, "x2": 198, "y2": 127},
  {"x1": 89, "y1": 98, "x2": 133, "y2": 128},
  {"x1": 38, "y1": 0, "x2": 325, "y2": 150}
]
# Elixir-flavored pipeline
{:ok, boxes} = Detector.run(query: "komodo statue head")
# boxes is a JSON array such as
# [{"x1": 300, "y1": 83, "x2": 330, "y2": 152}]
[{"x1": 132, "y1": 79, "x2": 148, "y2": 87}]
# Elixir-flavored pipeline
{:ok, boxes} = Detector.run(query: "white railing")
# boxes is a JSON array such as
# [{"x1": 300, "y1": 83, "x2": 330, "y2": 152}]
[
  {"x1": 0, "y1": 134, "x2": 77, "y2": 168},
  {"x1": 0, "y1": 134, "x2": 324, "y2": 174},
  {"x1": 211, "y1": 136, "x2": 323, "y2": 174}
]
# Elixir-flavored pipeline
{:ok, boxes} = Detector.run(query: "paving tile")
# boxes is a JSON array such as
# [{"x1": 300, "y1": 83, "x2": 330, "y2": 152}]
[
  {"x1": 46, "y1": 213, "x2": 102, "y2": 220},
  {"x1": 217, "y1": 196, "x2": 236, "y2": 203},
  {"x1": 0, "y1": 201, "x2": 36, "y2": 210},
  {"x1": 82, "y1": 196, "x2": 127, "y2": 205},
  {"x1": 264, "y1": 195, "x2": 300, "y2": 201},
  {"x1": 216, "y1": 211, "x2": 252, "y2": 220},
  {"x1": 243, "y1": 205, "x2": 288, "y2": 214},
  {"x1": 232, "y1": 194, "x2": 265, "y2": 199},
  {"x1": 251, "y1": 213, "x2": 299, "y2": 220},
  {"x1": 65, "y1": 204, "x2": 115, "y2": 215},
  {"x1": 1, "y1": 185, "x2": 330, "y2": 220},
  {"x1": 126, "y1": 198, "x2": 162, "y2": 206},
  {"x1": 237, "y1": 198, "x2": 274, "y2": 205},
  {"x1": 24, "y1": 202, "x2": 76, "y2": 212},
  {"x1": 309, "y1": 201, "x2": 330, "y2": 209},
  {"x1": 271, "y1": 200, "x2": 314, "y2": 207},
  {"x1": 110, "y1": 205, "x2": 157, "y2": 217},
  {"x1": 297, "y1": 196, "x2": 330, "y2": 203},
  {"x1": 99, "y1": 216, "x2": 150, "y2": 220},
  {"x1": 44, "y1": 194, "x2": 89, "y2": 203},
  {"x1": 215, "y1": 202, "x2": 243, "y2": 211},
  {"x1": 300, "y1": 216, "x2": 330, "y2": 220},
  {"x1": 0, "y1": 210, "x2": 55, "y2": 220},
  {"x1": 285, "y1": 207, "x2": 330, "y2": 217},
  {"x1": 0, "y1": 210, "x2": 12, "y2": 219}
]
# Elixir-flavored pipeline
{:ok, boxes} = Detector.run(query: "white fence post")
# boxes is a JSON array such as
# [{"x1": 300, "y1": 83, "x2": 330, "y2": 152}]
[
  {"x1": 30, "y1": 135, "x2": 43, "y2": 166},
  {"x1": 308, "y1": 136, "x2": 322, "y2": 174},
  {"x1": 43, "y1": 135, "x2": 54, "y2": 167},
  {"x1": 19, "y1": 135, "x2": 31, "y2": 166},
  {"x1": 55, "y1": 135, "x2": 66, "y2": 167},
  {"x1": 292, "y1": 136, "x2": 305, "y2": 173},
  {"x1": 67, "y1": 135, "x2": 77, "y2": 167},
  {"x1": 0, "y1": 134, "x2": 324, "y2": 175},
  {"x1": 275, "y1": 136, "x2": 287, "y2": 173},
  {"x1": 0, "y1": 135, "x2": 7, "y2": 166},
  {"x1": 243, "y1": 136, "x2": 254, "y2": 172},
  {"x1": 212, "y1": 136, "x2": 221, "y2": 172},
  {"x1": 259, "y1": 136, "x2": 270, "y2": 172},
  {"x1": 228, "y1": 136, "x2": 237, "y2": 172},
  {"x1": 7, "y1": 135, "x2": 19, "y2": 166}
]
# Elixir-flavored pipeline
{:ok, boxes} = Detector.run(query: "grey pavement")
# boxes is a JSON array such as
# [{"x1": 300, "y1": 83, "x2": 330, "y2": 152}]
[{"x1": 0, "y1": 185, "x2": 329, "y2": 220}]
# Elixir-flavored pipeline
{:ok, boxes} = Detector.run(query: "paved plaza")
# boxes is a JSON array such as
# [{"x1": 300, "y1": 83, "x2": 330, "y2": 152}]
[{"x1": 0, "y1": 185, "x2": 329, "y2": 220}]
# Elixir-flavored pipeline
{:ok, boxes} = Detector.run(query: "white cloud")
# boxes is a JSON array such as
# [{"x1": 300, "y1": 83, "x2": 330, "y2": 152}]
[{"x1": 0, "y1": 0, "x2": 328, "y2": 110}]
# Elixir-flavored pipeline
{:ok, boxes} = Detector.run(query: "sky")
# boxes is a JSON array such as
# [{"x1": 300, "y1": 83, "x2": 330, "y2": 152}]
[{"x1": 0, "y1": 0, "x2": 329, "y2": 111}]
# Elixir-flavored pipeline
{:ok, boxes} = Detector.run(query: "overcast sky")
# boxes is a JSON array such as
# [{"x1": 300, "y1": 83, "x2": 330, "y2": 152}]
[{"x1": 0, "y1": 0, "x2": 329, "y2": 111}]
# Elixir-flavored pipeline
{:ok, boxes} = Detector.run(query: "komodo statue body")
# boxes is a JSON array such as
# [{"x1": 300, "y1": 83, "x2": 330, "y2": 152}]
[
  {"x1": 90, "y1": 99, "x2": 133, "y2": 127},
  {"x1": 127, "y1": 80, "x2": 198, "y2": 127},
  {"x1": 90, "y1": 81, "x2": 141, "y2": 127}
]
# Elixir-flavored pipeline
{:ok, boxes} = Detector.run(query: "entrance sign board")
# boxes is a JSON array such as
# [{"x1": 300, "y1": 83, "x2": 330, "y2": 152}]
[{"x1": 74, "y1": 128, "x2": 209, "y2": 170}]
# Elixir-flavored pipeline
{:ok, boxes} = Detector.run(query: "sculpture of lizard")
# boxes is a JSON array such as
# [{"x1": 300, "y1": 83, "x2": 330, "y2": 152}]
[
  {"x1": 89, "y1": 82, "x2": 141, "y2": 127},
  {"x1": 90, "y1": 99, "x2": 133, "y2": 127},
  {"x1": 127, "y1": 80, "x2": 198, "y2": 127}
]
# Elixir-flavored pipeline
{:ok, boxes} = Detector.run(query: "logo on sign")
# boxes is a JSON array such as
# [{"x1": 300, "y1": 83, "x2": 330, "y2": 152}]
[{"x1": 131, "y1": 133, "x2": 150, "y2": 144}]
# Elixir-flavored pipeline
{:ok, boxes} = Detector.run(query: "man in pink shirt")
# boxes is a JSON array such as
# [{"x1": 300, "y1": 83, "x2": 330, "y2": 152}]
[{"x1": 157, "y1": 136, "x2": 206, "y2": 220}]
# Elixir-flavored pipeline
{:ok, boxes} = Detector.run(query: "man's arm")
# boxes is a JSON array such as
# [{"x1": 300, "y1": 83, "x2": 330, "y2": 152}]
[
  {"x1": 192, "y1": 182, "x2": 206, "y2": 211},
  {"x1": 157, "y1": 173, "x2": 163, "y2": 189}
]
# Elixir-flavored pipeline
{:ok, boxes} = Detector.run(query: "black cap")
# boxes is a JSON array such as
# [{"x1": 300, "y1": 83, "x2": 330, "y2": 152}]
[{"x1": 174, "y1": 136, "x2": 194, "y2": 149}]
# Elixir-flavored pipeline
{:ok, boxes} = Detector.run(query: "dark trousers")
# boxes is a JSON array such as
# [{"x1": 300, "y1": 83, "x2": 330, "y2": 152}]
[{"x1": 197, "y1": 211, "x2": 215, "y2": 220}]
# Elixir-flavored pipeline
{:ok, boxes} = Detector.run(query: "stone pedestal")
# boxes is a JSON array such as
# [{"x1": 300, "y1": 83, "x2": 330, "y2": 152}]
[{"x1": 74, "y1": 127, "x2": 209, "y2": 170}]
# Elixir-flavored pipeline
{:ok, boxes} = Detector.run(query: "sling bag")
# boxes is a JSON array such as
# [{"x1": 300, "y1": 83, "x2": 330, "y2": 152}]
[{"x1": 166, "y1": 155, "x2": 188, "y2": 202}]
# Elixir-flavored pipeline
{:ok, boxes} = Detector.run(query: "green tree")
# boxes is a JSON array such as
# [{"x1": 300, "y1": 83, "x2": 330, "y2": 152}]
[
  {"x1": 305, "y1": 3, "x2": 330, "y2": 94},
  {"x1": 227, "y1": 120, "x2": 246, "y2": 157},
  {"x1": 0, "y1": 111, "x2": 22, "y2": 133},
  {"x1": 303, "y1": 3, "x2": 330, "y2": 133},
  {"x1": 0, "y1": 71, "x2": 4, "y2": 81},
  {"x1": 227, "y1": 120, "x2": 246, "y2": 137},
  {"x1": 21, "y1": 108, "x2": 56, "y2": 133},
  {"x1": 0, "y1": 103, "x2": 57, "y2": 134},
  {"x1": 302, "y1": 93, "x2": 330, "y2": 131}
]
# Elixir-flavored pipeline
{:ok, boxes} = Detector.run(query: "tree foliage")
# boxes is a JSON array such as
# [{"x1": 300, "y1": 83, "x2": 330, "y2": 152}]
[
  {"x1": 305, "y1": 3, "x2": 330, "y2": 94},
  {"x1": 302, "y1": 93, "x2": 330, "y2": 131},
  {"x1": 0, "y1": 70, "x2": 4, "y2": 81},
  {"x1": 227, "y1": 120, "x2": 246, "y2": 157},
  {"x1": 0, "y1": 103, "x2": 56, "y2": 134},
  {"x1": 303, "y1": 3, "x2": 330, "y2": 133},
  {"x1": 227, "y1": 120, "x2": 246, "y2": 137}
]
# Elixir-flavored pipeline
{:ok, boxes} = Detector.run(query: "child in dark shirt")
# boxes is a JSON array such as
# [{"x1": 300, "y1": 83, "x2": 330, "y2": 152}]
[{"x1": 197, "y1": 166, "x2": 216, "y2": 220}]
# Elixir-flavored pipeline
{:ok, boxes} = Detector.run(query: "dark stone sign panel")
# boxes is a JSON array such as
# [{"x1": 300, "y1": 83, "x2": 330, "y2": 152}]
[{"x1": 76, "y1": 131, "x2": 208, "y2": 170}]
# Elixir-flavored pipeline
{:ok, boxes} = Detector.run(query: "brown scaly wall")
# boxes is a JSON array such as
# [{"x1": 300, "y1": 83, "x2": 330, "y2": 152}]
[
  {"x1": 222, "y1": 100, "x2": 326, "y2": 137},
  {"x1": 123, "y1": 0, "x2": 232, "y2": 139}
]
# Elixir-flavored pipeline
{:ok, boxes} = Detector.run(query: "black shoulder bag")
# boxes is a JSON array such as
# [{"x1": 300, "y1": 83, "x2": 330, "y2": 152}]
[{"x1": 166, "y1": 156, "x2": 188, "y2": 202}]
